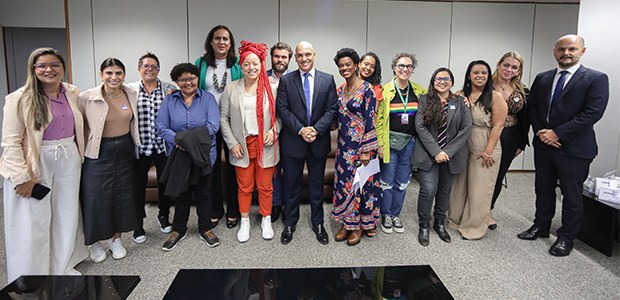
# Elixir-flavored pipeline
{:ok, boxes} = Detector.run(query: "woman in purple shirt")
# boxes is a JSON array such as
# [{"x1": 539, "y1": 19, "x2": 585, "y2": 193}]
[
  {"x1": 157, "y1": 63, "x2": 221, "y2": 251},
  {"x1": 0, "y1": 48, "x2": 87, "y2": 281}
]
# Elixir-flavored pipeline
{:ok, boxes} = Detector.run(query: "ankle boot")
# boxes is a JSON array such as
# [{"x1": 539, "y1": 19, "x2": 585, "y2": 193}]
[
  {"x1": 433, "y1": 220, "x2": 452, "y2": 243},
  {"x1": 335, "y1": 225, "x2": 349, "y2": 242},
  {"x1": 347, "y1": 228, "x2": 362, "y2": 246},
  {"x1": 418, "y1": 223, "x2": 430, "y2": 246}
]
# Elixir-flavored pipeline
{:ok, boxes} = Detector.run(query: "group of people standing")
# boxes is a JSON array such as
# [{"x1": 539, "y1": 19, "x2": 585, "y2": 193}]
[{"x1": 1, "y1": 28, "x2": 608, "y2": 282}]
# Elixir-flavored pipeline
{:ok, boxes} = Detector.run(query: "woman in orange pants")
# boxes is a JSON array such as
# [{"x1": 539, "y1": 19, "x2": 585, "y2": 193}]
[{"x1": 220, "y1": 40, "x2": 280, "y2": 242}]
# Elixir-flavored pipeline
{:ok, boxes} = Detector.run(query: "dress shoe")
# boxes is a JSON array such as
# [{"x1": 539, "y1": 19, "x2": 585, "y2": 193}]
[
  {"x1": 347, "y1": 228, "x2": 362, "y2": 246},
  {"x1": 549, "y1": 239, "x2": 573, "y2": 257},
  {"x1": 418, "y1": 227, "x2": 430, "y2": 246},
  {"x1": 433, "y1": 221, "x2": 452, "y2": 243},
  {"x1": 517, "y1": 225, "x2": 550, "y2": 240},
  {"x1": 488, "y1": 223, "x2": 498, "y2": 230},
  {"x1": 313, "y1": 224, "x2": 329, "y2": 245},
  {"x1": 280, "y1": 226, "x2": 295, "y2": 245},
  {"x1": 271, "y1": 206, "x2": 282, "y2": 223},
  {"x1": 335, "y1": 225, "x2": 349, "y2": 242}
]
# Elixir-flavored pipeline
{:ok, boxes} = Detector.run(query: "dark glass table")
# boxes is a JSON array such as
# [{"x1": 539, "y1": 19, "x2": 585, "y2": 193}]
[
  {"x1": 164, "y1": 265, "x2": 453, "y2": 300},
  {"x1": 0, "y1": 275, "x2": 140, "y2": 300}
]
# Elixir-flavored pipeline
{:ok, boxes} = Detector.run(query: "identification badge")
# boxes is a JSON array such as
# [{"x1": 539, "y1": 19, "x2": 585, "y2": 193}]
[
  {"x1": 401, "y1": 113, "x2": 409, "y2": 124},
  {"x1": 121, "y1": 105, "x2": 128, "y2": 110},
  {"x1": 449, "y1": 104, "x2": 456, "y2": 110}
]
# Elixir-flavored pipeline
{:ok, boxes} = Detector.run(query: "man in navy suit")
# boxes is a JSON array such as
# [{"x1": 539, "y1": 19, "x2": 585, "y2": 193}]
[
  {"x1": 276, "y1": 41, "x2": 338, "y2": 245},
  {"x1": 518, "y1": 35, "x2": 609, "y2": 256}
]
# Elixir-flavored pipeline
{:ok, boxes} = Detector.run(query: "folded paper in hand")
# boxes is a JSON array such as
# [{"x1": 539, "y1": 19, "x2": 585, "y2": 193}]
[{"x1": 352, "y1": 158, "x2": 380, "y2": 192}]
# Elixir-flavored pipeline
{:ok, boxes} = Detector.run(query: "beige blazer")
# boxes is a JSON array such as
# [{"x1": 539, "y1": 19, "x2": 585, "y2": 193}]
[
  {"x1": 0, "y1": 83, "x2": 85, "y2": 185},
  {"x1": 77, "y1": 83, "x2": 140, "y2": 159},
  {"x1": 220, "y1": 78, "x2": 281, "y2": 168}
]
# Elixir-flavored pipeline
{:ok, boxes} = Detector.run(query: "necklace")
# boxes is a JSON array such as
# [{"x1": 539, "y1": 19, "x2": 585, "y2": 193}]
[
  {"x1": 104, "y1": 90, "x2": 122, "y2": 99},
  {"x1": 212, "y1": 70, "x2": 228, "y2": 93},
  {"x1": 344, "y1": 76, "x2": 359, "y2": 96}
]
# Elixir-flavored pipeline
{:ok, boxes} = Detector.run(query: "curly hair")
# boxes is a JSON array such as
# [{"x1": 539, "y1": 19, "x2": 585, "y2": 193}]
[
  {"x1": 391, "y1": 52, "x2": 418, "y2": 75},
  {"x1": 169, "y1": 63, "x2": 199, "y2": 82},
  {"x1": 360, "y1": 52, "x2": 382, "y2": 86}
]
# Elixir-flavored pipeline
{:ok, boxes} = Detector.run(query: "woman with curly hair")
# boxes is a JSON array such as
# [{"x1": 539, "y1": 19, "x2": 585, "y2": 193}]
[{"x1": 332, "y1": 48, "x2": 380, "y2": 246}]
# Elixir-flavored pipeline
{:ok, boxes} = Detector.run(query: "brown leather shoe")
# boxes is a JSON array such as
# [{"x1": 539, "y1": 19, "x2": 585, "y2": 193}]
[
  {"x1": 347, "y1": 229, "x2": 362, "y2": 246},
  {"x1": 335, "y1": 225, "x2": 349, "y2": 242}
]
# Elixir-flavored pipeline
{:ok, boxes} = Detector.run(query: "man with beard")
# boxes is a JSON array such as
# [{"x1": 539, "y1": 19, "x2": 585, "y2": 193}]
[
  {"x1": 518, "y1": 34, "x2": 609, "y2": 256},
  {"x1": 267, "y1": 42, "x2": 293, "y2": 84},
  {"x1": 267, "y1": 42, "x2": 292, "y2": 223}
]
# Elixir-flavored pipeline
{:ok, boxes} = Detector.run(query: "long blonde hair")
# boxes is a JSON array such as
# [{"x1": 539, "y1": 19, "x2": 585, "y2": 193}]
[
  {"x1": 492, "y1": 51, "x2": 526, "y2": 96},
  {"x1": 24, "y1": 47, "x2": 66, "y2": 131}
]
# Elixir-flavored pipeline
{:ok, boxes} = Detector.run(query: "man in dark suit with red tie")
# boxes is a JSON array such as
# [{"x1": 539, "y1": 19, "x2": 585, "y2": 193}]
[
  {"x1": 276, "y1": 41, "x2": 338, "y2": 245},
  {"x1": 518, "y1": 34, "x2": 609, "y2": 256}
]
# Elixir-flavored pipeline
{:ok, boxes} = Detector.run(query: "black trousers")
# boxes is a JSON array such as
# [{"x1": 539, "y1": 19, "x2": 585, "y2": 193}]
[
  {"x1": 282, "y1": 152, "x2": 327, "y2": 227},
  {"x1": 135, "y1": 152, "x2": 171, "y2": 227},
  {"x1": 533, "y1": 148, "x2": 591, "y2": 245},
  {"x1": 491, "y1": 126, "x2": 521, "y2": 209},
  {"x1": 172, "y1": 173, "x2": 214, "y2": 235},
  {"x1": 417, "y1": 163, "x2": 455, "y2": 224},
  {"x1": 211, "y1": 132, "x2": 240, "y2": 220}
]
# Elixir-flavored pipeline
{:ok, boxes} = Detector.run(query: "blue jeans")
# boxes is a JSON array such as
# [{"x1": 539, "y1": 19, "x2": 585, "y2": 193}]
[{"x1": 380, "y1": 138, "x2": 415, "y2": 217}]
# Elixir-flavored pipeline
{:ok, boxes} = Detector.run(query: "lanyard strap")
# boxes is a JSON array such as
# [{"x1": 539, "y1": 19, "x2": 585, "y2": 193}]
[{"x1": 394, "y1": 79, "x2": 410, "y2": 112}]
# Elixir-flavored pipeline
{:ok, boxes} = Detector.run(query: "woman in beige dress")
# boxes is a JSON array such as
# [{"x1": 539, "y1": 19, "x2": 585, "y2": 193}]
[{"x1": 448, "y1": 60, "x2": 507, "y2": 240}]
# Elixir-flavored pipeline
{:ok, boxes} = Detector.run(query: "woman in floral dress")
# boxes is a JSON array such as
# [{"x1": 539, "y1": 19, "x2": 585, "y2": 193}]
[{"x1": 331, "y1": 48, "x2": 380, "y2": 246}]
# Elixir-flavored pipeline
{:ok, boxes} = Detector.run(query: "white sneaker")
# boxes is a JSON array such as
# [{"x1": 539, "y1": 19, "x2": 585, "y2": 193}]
[
  {"x1": 237, "y1": 217, "x2": 250, "y2": 243},
  {"x1": 89, "y1": 242, "x2": 107, "y2": 263},
  {"x1": 133, "y1": 234, "x2": 147, "y2": 244},
  {"x1": 109, "y1": 238, "x2": 127, "y2": 260},
  {"x1": 66, "y1": 268, "x2": 82, "y2": 276},
  {"x1": 261, "y1": 216, "x2": 274, "y2": 240}
]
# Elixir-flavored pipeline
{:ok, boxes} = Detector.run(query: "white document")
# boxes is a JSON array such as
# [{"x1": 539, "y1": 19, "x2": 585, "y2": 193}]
[{"x1": 353, "y1": 158, "x2": 380, "y2": 192}]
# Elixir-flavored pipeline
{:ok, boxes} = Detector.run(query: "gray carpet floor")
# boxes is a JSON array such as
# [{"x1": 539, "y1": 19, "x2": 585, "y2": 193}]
[{"x1": 1, "y1": 172, "x2": 619, "y2": 299}]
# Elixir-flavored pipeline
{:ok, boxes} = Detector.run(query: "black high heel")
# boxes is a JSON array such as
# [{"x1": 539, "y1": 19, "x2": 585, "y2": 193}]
[
  {"x1": 488, "y1": 223, "x2": 498, "y2": 230},
  {"x1": 226, "y1": 217, "x2": 238, "y2": 229}
]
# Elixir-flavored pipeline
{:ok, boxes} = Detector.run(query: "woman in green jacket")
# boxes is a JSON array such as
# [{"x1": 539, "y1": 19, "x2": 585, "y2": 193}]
[
  {"x1": 194, "y1": 24, "x2": 243, "y2": 229},
  {"x1": 376, "y1": 53, "x2": 426, "y2": 235}
]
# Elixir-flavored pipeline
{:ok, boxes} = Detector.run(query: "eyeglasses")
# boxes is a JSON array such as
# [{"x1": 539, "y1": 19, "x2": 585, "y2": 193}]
[
  {"x1": 396, "y1": 64, "x2": 414, "y2": 71},
  {"x1": 434, "y1": 77, "x2": 451, "y2": 83},
  {"x1": 140, "y1": 64, "x2": 160, "y2": 70},
  {"x1": 34, "y1": 63, "x2": 63, "y2": 71},
  {"x1": 177, "y1": 76, "x2": 197, "y2": 84}
]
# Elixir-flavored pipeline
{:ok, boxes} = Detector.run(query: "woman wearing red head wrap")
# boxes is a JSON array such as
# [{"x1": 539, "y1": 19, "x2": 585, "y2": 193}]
[{"x1": 220, "y1": 40, "x2": 280, "y2": 242}]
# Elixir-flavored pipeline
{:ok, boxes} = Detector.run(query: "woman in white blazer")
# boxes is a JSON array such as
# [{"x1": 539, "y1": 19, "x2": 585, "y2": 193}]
[{"x1": 220, "y1": 41, "x2": 281, "y2": 243}]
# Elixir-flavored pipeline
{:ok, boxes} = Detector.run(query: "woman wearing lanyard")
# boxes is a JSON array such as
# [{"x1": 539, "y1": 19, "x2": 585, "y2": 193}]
[{"x1": 376, "y1": 53, "x2": 427, "y2": 235}]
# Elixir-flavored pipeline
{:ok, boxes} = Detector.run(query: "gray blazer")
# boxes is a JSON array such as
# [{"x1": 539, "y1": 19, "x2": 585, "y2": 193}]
[
  {"x1": 412, "y1": 94, "x2": 472, "y2": 175},
  {"x1": 220, "y1": 78, "x2": 281, "y2": 168}
]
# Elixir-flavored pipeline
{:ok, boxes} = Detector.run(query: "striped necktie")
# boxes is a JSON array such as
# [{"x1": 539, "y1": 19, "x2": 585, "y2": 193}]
[{"x1": 438, "y1": 105, "x2": 448, "y2": 149}]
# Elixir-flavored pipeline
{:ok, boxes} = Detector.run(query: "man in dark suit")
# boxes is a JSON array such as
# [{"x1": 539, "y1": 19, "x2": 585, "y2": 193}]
[
  {"x1": 518, "y1": 35, "x2": 609, "y2": 256},
  {"x1": 276, "y1": 41, "x2": 338, "y2": 245}
]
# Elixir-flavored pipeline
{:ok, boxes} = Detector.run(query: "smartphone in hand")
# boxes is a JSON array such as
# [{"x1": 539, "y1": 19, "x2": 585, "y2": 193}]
[{"x1": 31, "y1": 183, "x2": 51, "y2": 200}]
